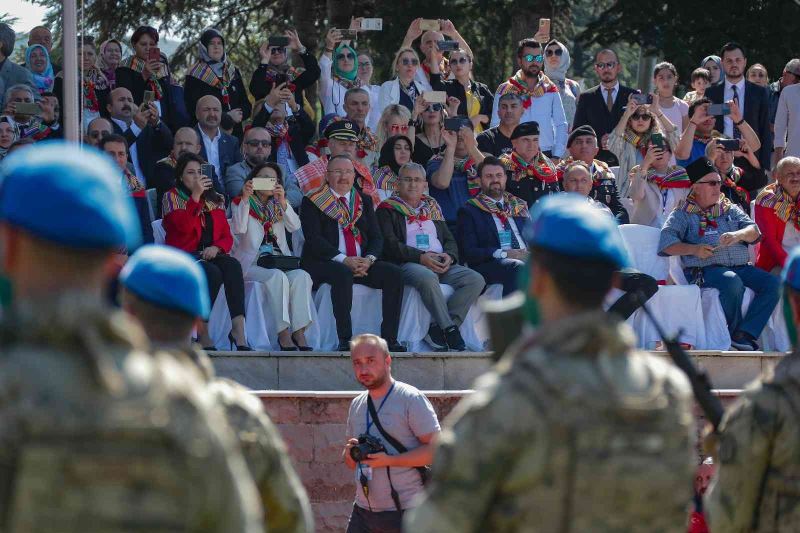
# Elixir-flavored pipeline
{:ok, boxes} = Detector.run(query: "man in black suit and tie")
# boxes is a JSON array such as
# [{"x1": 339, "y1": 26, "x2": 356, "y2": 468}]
[
  {"x1": 456, "y1": 156, "x2": 531, "y2": 296},
  {"x1": 705, "y1": 42, "x2": 772, "y2": 169},
  {"x1": 572, "y1": 49, "x2": 637, "y2": 166},
  {"x1": 300, "y1": 154, "x2": 406, "y2": 352},
  {"x1": 107, "y1": 87, "x2": 173, "y2": 189},
  {"x1": 195, "y1": 94, "x2": 242, "y2": 198}
]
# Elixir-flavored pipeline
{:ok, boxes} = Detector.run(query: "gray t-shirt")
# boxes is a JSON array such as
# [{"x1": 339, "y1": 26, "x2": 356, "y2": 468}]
[{"x1": 346, "y1": 380, "x2": 440, "y2": 512}]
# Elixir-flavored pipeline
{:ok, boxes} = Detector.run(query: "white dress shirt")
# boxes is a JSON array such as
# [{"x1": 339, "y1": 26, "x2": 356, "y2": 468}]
[
  {"x1": 603, "y1": 81, "x2": 620, "y2": 107},
  {"x1": 200, "y1": 127, "x2": 222, "y2": 178},
  {"x1": 775, "y1": 83, "x2": 800, "y2": 157},
  {"x1": 487, "y1": 198, "x2": 525, "y2": 257},
  {"x1": 110, "y1": 117, "x2": 145, "y2": 184},
  {"x1": 331, "y1": 189, "x2": 362, "y2": 263},
  {"x1": 723, "y1": 78, "x2": 746, "y2": 138}
]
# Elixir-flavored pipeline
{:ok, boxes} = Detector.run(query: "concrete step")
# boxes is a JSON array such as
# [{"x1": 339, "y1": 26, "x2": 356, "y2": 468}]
[{"x1": 210, "y1": 350, "x2": 786, "y2": 391}]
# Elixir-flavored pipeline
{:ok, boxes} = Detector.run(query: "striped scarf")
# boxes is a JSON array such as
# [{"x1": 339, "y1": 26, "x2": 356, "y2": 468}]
[
  {"x1": 157, "y1": 153, "x2": 178, "y2": 168},
  {"x1": 722, "y1": 166, "x2": 750, "y2": 204},
  {"x1": 756, "y1": 183, "x2": 800, "y2": 230},
  {"x1": 679, "y1": 193, "x2": 733, "y2": 236},
  {"x1": 307, "y1": 184, "x2": 363, "y2": 242},
  {"x1": 623, "y1": 129, "x2": 650, "y2": 158},
  {"x1": 378, "y1": 194, "x2": 444, "y2": 223},
  {"x1": 295, "y1": 156, "x2": 380, "y2": 205},
  {"x1": 373, "y1": 166, "x2": 399, "y2": 192},
  {"x1": 119, "y1": 55, "x2": 163, "y2": 100},
  {"x1": 263, "y1": 65, "x2": 304, "y2": 91},
  {"x1": 357, "y1": 128, "x2": 378, "y2": 159},
  {"x1": 646, "y1": 166, "x2": 691, "y2": 189},
  {"x1": 264, "y1": 121, "x2": 290, "y2": 145},
  {"x1": 124, "y1": 169, "x2": 145, "y2": 196},
  {"x1": 467, "y1": 192, "x2": 529, "y2": 225},
  {"x1": 449, "y1": 156, "x2": 480, "y2": 196},
  {"x1": 502, "y1": 151, "x2": 558, "y2": 183},
  {"x1": 334, "y1": 75, "x2": 361, "y2": 90},
  {"x1": 187, "y1": 60, "x2": 238, "y2": 108},
  {"x1": 233, "y1": 195, "x2": 284, "y2": 243},
  {"x1": 162, "y1": 187, "x2": 224, "y2": 226},
  {"x1": 497, "y1": 71, "x2": 559, "y2": 109}
]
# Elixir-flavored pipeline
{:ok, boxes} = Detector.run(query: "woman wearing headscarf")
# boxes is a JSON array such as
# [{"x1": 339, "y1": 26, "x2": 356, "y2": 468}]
[
  {"x1": 0, "y1": 116, "x2": 19, "y2": 162},
  {"x1": 115, "y1": 26, "x2": 175, "y2": 121},
  {"x1": 249, "y1": 30, "x2": 320, "y2": 111},
  {"x1": 374, "y1": 135, "x2": 414, "y2": 201},
  {"x1": 320, "y1": 28, "x2": 361, "y2": 117},
  {"x1": 54, "y1": 37, "x2": 110, "y2": 131},
  {"x1": 24, "y1": 44, "x2": 54, "y2": 95},
  {"x1": 430, "y1": 48, "x2": 493, "y2": 133},
  {"x1": 184, "y1": 28, "x2": 251, "y2": 139},
  {"x1": 701, "y1": 55, "x2": 722, "y2": 85},
  {"x1": 97, "y1": 39, "x2": 122, "y2": 89},
  {"x1": 543, "y1": 39, "x2": 580, "y2": 128}
]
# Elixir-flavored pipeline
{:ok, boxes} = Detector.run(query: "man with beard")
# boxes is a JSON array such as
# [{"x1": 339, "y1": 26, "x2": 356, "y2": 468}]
[
  {"x1": 224, "y1": 126, "x2": 275, "y2": 198},
  {"x1": 499, "y1": 121, "x2": 560, "y2": 208},
  {"x1": 573, "y1": 49, "x2": 637, "y2": 165},
  {"x1": 343, "y1": 334, "x2": 440, "y2": 533},
  {"x1": 490, "y1": 39, "x2": 567, "y2": 162}
]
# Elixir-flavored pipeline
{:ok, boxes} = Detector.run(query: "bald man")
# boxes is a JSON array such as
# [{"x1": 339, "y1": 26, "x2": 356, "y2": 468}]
[
  {"x1": 224, "y1": 126, "x2": 278, "y2": 198},
  {"x1": 195, "y1": 95, "x2": 242, "y2": 198},
  {"x1": 108, "y1": 86, "x2": 173, "y2": 187}
]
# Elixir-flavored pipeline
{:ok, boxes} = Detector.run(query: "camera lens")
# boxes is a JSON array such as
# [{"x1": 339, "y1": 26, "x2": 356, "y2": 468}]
[{"x1": 350, "y1": 444, "x2": 367, "y2": 462}]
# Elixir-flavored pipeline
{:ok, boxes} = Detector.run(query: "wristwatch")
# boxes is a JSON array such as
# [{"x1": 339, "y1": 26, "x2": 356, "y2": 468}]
[
  {"x1": 734, "y1": 118, "x2": 746, "y2": 126},
  {"x1": 298, "y1": 45, "x2": 307, "y2": 55},
  {"x1": 366, "y1": 254, "x2": 377, "y2": 264}
]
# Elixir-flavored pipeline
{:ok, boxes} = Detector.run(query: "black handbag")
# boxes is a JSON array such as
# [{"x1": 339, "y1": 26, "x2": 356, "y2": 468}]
[{"x1": 257, "y1": 254, "x2": 301, "y2": 271}]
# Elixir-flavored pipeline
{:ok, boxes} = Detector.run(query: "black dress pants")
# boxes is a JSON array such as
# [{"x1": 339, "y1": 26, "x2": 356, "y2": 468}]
[
  {"x1": 301, "y1": 258, "x2": 403, "y2": 341},
  {"x1": 198, "y1": 254, "x2": 245, "y2": 319}
]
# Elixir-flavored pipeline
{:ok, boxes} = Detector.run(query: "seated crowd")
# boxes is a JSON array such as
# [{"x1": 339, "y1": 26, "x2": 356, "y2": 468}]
[{"x1": 1, "y1": 18, "x2": 799, "y2": 352}]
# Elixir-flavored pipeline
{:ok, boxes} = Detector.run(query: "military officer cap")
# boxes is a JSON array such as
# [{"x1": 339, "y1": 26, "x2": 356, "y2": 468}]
[
  {"x1": 324, "y1": 119, "x2": 360, "y2": 141},
  {"x1": 0, "y1": 141, "x2": 141, "y2": 250},
  {"x1": 524, "y1": 193, "x2": 630, "y2": 268},
  {"x1": 783, "y1": 247, "x2": 800, "y2": 291},
  {"x1": 685, "y1": 156, "x2": 717, "y2": 183},
  {"x1": 511, "y1": 121, "x2": 540, "y2": 140},
  {"x1": 567, "y1": 125, "x2": 597, "y2": 147},
  {"x1": 120, "y1": 244, "x2": 210, "y2": 319}
]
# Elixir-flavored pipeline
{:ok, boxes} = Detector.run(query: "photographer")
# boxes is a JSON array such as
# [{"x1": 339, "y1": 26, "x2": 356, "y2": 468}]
[{"x1": 343, "y1": 334, "x2": 440, "y2": 533}]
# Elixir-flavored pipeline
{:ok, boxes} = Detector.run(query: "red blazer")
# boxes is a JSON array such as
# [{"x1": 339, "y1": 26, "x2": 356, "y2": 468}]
[
  {"x1": 162, "y1": 188, "x2": 233, "y2": 254},
  {"x1": 754, "y1": 203, "x2": 788, "y2": 272}
]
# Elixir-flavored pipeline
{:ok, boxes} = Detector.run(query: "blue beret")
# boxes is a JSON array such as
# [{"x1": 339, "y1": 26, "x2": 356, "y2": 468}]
[
  {"x1": 783, "y1": 247, "x2": 800, "y2": 291},
  {"x1": 524, "y1": 194, "x2": 630, "y2": 268},
  {"x1": 0, "y1": 141, "x2": 141, "y2": 250},
  {"x1": 119, "y1": 244, "x2": 210, "y2": 319}
]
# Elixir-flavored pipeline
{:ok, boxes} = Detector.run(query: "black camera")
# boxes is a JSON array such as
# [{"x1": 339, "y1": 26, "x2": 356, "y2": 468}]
[{"x1": 350, "y1": 434, "x2": 385, "y2": 462}]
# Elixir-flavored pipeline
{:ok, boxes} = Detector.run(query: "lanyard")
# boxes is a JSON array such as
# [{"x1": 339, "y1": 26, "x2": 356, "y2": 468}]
[{"x1": 366, "y1": 382, "x2": 395, "y2": 434}]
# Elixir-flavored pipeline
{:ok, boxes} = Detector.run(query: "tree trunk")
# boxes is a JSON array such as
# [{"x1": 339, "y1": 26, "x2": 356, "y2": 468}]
[
  {"x1": 292, "y1": 0, "x2": 324, "y2": 118},
  {"x1": 510, "y1": 0, "x2": 553, "y2": 48}
]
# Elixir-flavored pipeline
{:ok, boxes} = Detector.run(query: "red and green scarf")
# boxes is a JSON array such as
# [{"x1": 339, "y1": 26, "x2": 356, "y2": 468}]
[
  {"x1": 496, "y1": 71, "x2": 559, "y2": 109},
  {"x1": 378, "y1": 194, "x2": 444, "y2": 223},
  {"x1": 756, "y1": 183, "x2": 800, "y2": 230},
  {"x1": 233, "y1": 195, "x2": 284, "y2": 243},
  {"x1": 187, "y1": 60, "x2": 238, "y2": 108},
  {"x1": 679, "y1": 193, "x2": 733, "y2": 236},
  {"x1": 623, "y1": 129, "x2": 650, "y2": 158},
  {"x1": 501, "y1": 151, "x2": 558, "y2": 183},
  {"x1": 263, "y1": 65, "x2": 304, "y2": 92},
  {"x1": 157, "y1": 153, "x2": 178, "y2": 168},
  {"x1": 162, "y1": 187, "x2": 224, "y2": 225},
  {"x1": 646, "y1": 166, "x2": 691, "y2": 190},
  {"x1": 124, "y1": 169, "x2": 145, "y2": 196},
  {"x1": 264, "y1": 121, "x2": 290, "y2": 145},
  {"x1": 722, "y1": 166, "x2": 750, "y2": 205},
  {"x1": 119, "y1": 55, "x2": 164, "y2": 100},
  {"x1": 307, "y1": 183, "x2": 363, "y2": 244},
  {"x1": 357, "y1": 128, "x2": 378, "y2": 159},
  {"x1": 467, "y1": 192, "x2": 529, "y2": 225}
]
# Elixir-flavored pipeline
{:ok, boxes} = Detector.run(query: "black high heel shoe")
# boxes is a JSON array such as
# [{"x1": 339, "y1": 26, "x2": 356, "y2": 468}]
[
  {"x1": 291, "y1": 334, "x2": 313, "y2": 351},
  {"x1": 228, "y1": 333, "x2": 253, "y2": 351},
  {"x1": 194, "y1": 337, "x2": 218, "y2": 351}
]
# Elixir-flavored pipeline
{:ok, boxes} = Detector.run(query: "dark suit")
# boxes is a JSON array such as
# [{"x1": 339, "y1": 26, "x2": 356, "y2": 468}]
[
  {"x1": 706, "y1": 80, "x2": 772, "y2": 168},
  {"x1": 114, "y1": 67, "x2": 177, "y2": 131},
  {"x1": 572, "y1": 83, "x2": 637, "y2": 165},
  {"x1": 196, "y1": 126, "x2": 242, "y2": 198},
  {"x1": 111, "y1": 118, "x2": 173, "y2": 189},
  {"x1": 456, "y1": 201, "x2": 530, "y2": 296},
  {"x1": 299, "y1": 191, "x2": 403, "y2": 342},
  {"x1": 252, "y1": 105, "x2": 315, "y2": 167}
]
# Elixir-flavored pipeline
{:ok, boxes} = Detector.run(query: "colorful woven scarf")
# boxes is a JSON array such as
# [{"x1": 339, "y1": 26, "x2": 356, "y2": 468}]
[
  {"x1": 467, "y1": 192, "x2": 530, "y2": 225},
  {"x1": 623, "y1": 128, "x2": 650, "y2": 158},
  {"x1": 265, "y1": 121, "x2": 290, "y2": 145},
  {"x1": 693, "y1": 130, "x2": 722, "y2": 144},
  {"x1": 496, "y1": 71, "x2": 559, "y2": 109},
  {"x1": 502, "y1": 151, "x2": 558, "y2": 183},
  {"x1": 295, "y1": 156, "x2": 380, "y2": 204},
  {"x1": 679, "y1": 193, "x2": 733, "y2": 236},
  {"x1": 233, "y1": 194, "x2": 284, "y2": 243},
  {"x1": 449, "y1": 156, "x2": 480, "y2": 196},
  {"x1": 378, "y1": 194, "x2": 444, "y2": 223},
  {"x1": 187, "y1": 60, "x2": 238, "y2": 108},
  {"x1": 646, "y1": 166, "x2": 691, "y2": 190},
  {"x1": 756, "y1": 183, "x2": 800, "y2": 230},
  {"x1": 307, "y1": 183, "x2": 363, "y2": 243},
  {"x1": 162, "y1": 187, "x2": 224, "y2": 225},
  {"x1": 357, "y1": 128, "x2": 378, "y2": 159},
  {"x1": 157, "y1": 153, "x2": 178, "y2": 168},
  {"x1": 263, "y1": 64, "x2": 304, "y2": 92},
  {"x1": 119, "y1": 55, "x2": 164, "y2": 100},
  {"x1": 722, "y1": 166, "x2": 750, "y2": 204},
  {"x1": 124, "y1": 169, "x2": 145, "y2": 195},
  {"x1": 374, "y1": 166, "x2": 399, "y2": 192}
]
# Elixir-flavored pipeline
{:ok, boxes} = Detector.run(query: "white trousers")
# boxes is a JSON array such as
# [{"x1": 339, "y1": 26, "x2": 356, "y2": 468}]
[{"x1": 244, "y1": 266, "x2": 314, "y2": 333}]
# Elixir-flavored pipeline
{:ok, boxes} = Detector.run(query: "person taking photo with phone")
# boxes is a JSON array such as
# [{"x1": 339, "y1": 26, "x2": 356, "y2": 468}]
[
  {"x1": 706, "y1": 136, "x2": 767, "y2": 212},
  {"x1": 430, "y1": 47, "x2": 493, "y2": 133},
  {"x1": 250, "y1": 29, "x2": 320, "y2": 113},
  {"x1": 676, "y1": 98, "x2": 760, "y2": 168},
  {"x1": 628, "y1": 139, "x2": 690, "y2": 228}
]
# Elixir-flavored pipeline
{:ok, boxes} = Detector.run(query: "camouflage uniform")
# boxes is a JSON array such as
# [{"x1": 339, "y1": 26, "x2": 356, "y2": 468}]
[
  {"x1": 705, "y1": 351, "x2": 800, "y2": 532},
  {"x1": 406, "y1": 311, "x2": 696, "y2": 533},
  {"x1": 0, "y1": 294, "x2": 264, "y2": 533},
  {"x1": 170, "y1": 346, "x2": 314, "y2": 533}
]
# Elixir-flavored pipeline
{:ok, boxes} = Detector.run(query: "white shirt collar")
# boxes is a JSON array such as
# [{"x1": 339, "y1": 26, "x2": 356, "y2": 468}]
[
  {"x1": 725, "y1": 77, "x2": 745, "y2": 91},
  {"x1": 331, "y1": 188, "x2": 351, "y2": 201},
  {"x1": 110, "y1": 116, "x2": 130, "y2": 129},
  {"x1": 602, "y1": 81, "x2": 620, "y2": 94},
  {"x1": 200, "y1": 127, "x2": 221, "y2": 143}
]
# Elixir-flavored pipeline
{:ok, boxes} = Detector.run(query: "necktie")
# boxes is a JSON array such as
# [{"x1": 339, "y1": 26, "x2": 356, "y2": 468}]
[
  {"x1": 497, "y1": 204, "x2": 521, "y2": 250},
  {"x1": 338, "y1": 196, "x2": 358, "y2": 257},
  {"x1": 606, "y1": 88, "x2": 614, "y2": 112},
  {"x1": 731, "y1": 85, "x2": 741, "y2": 139}
]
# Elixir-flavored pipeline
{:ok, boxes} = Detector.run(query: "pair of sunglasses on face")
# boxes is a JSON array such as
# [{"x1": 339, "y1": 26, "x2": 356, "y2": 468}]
[
  {"x1": 522, "y1": 53, "x2": 544, "y2": 63},
  {"x1": 336, "y1": 52, "x2": 356, "y2": 60}
]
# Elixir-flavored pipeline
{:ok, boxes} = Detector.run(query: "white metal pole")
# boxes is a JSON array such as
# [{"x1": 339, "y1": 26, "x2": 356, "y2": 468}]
[{"x1": 62, "y1": 0, "x2": 80, "y2": 142}]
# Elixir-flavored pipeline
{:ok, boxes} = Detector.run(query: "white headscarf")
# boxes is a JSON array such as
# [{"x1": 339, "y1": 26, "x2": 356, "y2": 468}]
[{"x1": 544, "y1": 40, "x2": 571, "y2": 82}]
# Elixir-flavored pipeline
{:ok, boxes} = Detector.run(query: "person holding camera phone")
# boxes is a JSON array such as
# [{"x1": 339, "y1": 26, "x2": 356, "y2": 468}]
[
  {"x1": 343, "y1": 334, "x2": 440, "y2": 533},
  {"x1": 1, "y1": 84, "x2": 60, "y2": 141},
  {"x1": 400, "y1": 18, "x2": 473, "y2": 93},
  {"x1": 230, "y1": 162, "x2": 315, "y2": 351},
  {"x1": 628, "y1": 139, "x2": 690, "y2": 228},
  {"x1": 163, "y1": 152, "x2": 251, "y2": 351},
  {"x1": 250, "y1": 29, "x2": 319, "y2": 112},
  {"x1": 706, "y1": 136, "x2": 767, "y2": 212},
  {"x1": 320, "y1": 22, "x2": 363, "y2": 118},
  {"x1": 115, "y1": 26, "x2": 175, "y2": 122}
]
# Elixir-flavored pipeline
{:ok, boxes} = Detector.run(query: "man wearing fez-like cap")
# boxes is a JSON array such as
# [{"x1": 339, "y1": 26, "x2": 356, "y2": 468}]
[
  {"x1": 0, "y1": 141, "x2": 263, "y2": 531},
  {"x1": 408, "y1": 194, "x2": 695, "y2": 532},
  {"x1": 659, "y1": 156, "x2": 780, "y2": 350},
  {"x1": 119, "y1": 244, "x2": 314, "y2": 533},
  {"x1": 294, "y1": 118, "x2": 380, "y2": 204},
  {"x1": 499, "y1": 120, "x2": 561, "y2": 208},
  {"x1": 706, "y1": 245, "x2": 800, "y2": 531}
]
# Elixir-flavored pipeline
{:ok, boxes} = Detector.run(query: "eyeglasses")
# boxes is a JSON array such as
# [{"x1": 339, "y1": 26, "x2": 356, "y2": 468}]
[
  {"x1": 522, "y1": 54, "x2": 544, "y2": 63},
  {"x1": 336, "y1": 52, "x2": 355, "y2": 60},
  {"x1": 390, "y1": 124, "x2": 410, "y2": 133},
  {"x1": 400, "y1": 58, "x2": 420, "y2": 66},
  {"x1": 399, "y1": 177, "x2": 426, "y2": 184},
  {"x1": 326, "y1": 169, "x2": 356, "y2": 177},
  {"x1": 546, "y1": 48, "x2": 563, "y2": 57},
  {"x1": 246, "y1": 140, "x2": 272, "y2": 147},
  {"x1": 270, "y1": 47, "x2": 286, "y2": 55},
  {"x1": 596, "y1": 61, "x2": 618, "y2": 70},
  {"x1": 631, "y1": 113, "x2": 651, "y2": 121},
  {"x1": 696, "y1": 179, "x2": 722, "y2": 187},
  {"x1": 451, "y1": 57, "x2": 471, "y2": 65},
  {"x1": 426, "y1": 103, "x2": 443, "y2": 112}
]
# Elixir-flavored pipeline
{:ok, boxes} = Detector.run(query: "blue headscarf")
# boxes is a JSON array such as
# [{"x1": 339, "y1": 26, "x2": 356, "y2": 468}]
[{"x1": 25, "y1": 44, "x2": 54, "y2": 94}]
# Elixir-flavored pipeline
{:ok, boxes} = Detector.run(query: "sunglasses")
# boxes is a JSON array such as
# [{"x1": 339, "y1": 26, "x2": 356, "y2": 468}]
[
  {"x1": 390, "y1": 124, "x2": 410, "y2": 133},
  {"x1": 451, "y1": 56, "x2": 470, "y2": 65},
  {"x1": 596, "y1": 61, "x2": 618, "y2": 70},
  {"x1": 400, "y1": 58, "x2": 419, "y2": 66},
  {"x1": 522, "y1": 53, "x2": 544, "y2": 63},
  {"x1": 545, "y1": 48, "x2": 563, "y2": 57},
  {"x1": 631, "y1": 113, "x2": 651, "y2": 120},
  {"x1": 426, "y1": 103, "x2": 443, "y2": 112},
  {"x1": 270, "y1": 47, "x2": 286, "y2": 55},
  {"x1": 336, "y1": 52, "x2": 355, "y2": 60},
  {"x1": 246, "y1": 140, "x2": 272, "y2": 147},
  {"x1": 696, "y1": 179, "x2": 722, "y2": 187}
]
